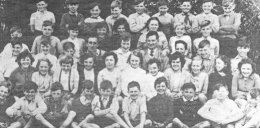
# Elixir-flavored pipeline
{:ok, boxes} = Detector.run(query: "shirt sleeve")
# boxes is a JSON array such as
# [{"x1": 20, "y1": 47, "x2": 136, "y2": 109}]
[
  {"x1": 139, "y1": 96, "x2": 147, "y2": 114},
  {"x1": 122, "y1": 97, "x2": 129, "y2": 114},
  {"x1": 30, "y1": 13, "x2": 35, "y2": 26},
  {"x1": 91, "y1": 96, "x2": 101, "y2": 111},
  {"x1": 232, "y1": 73, "x2": 239, "y2": 98},
  {"x1": 110, "y1": 97, "x2": 119, "y2": 113},
  {"x1": 32, "y1": 97, "x2": 47, "y2": 115},
  {"x1": 212, "y1": 15, "x2": 220, "y2": 33}
]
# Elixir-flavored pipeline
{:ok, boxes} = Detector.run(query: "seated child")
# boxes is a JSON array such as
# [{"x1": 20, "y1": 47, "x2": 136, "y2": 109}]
[
  {"x1": 92, "y1": 80, "x2": 129, "y2": 128},
  {"x1": 60, "y1": 80, "x2": 99, "y2": 128},
  {"x1": 198, "y1": 83, "x2": 244, "y2": 128},
  {"x1": 173, "y1": 83, "x2": 210, "y2": 128},
  {"x1": 147, "y1": 77, "x2": 173, "y2": 128}
]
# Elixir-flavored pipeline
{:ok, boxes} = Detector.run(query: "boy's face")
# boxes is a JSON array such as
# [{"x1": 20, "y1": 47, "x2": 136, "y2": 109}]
[
  {"x1": 158, "y1": 5, "x2": 168, "y2": 15},
  {"x1": 0, "y1": 86, "x2": 9, "y2": 100},
  {"x1": 83, "y1": 88, "x2": 94, "y2": 97},
  {"x1": 84, "y1": 57, "x2": 94, "y2": 70},
  {"x1": 182, "y1": 88, "x2": 195, "y2": 101},
  {"x1": 68, "y1": 4, "x2": 79, "y2": 13},
  {"x1": 215, "y1": 58, "x2": 225, "y2": 72},
  {"x1": 199, "y1": 45, "x2": 210, "y2": 59},
  {"x1": 24, "y1": 89, "x2": 36, "y2": 101},
  {"x1": 248, "y1": 98, "x2": 258, "y2": 108},
  {"x1": 237, "y1": 46, "x2": 250, "y2": 58},
  {"x1": 148, "y1": 63, "x2": 159, "y2": 76},
  {"x1": 68, "y1": 30, "x2": 79, "y2": 38},
  {"x1": 149, "y1": 20, "x2": 159, "y2": 31},
  {"x1": 97, "y1": 27, "x2": 107, "y2": 36},
  {"x1": 65, "y1": 48, "x2": 75, "y2": 56},
  {"x1": 111, "y1": 7, "x2": 122, "y2": 18},
  {"x1": 61, "y1": 63, "x2": 72, "y2": 73},
  {"x1": 241, "y1": 63, "x2": 253, "y2": 78},
  {"x1": 87, "y1": 37, "x2": 98, "y2": 51},
  {"x1": 128, "y1": 86, "x2": 140, "y2": 100},
  {"x1": 155, "y1": 82, "x2": 167, "y2": 95},
  {"x1": 147, "y1": 35, "x2": 158, "y2": 49},
  {"x1": 201, "y1": 26, "x2": 212, "y2": 37},
  {"x1": 21, "y1": 57, "x2": 31, "y2": 69},
  {"x1": 121, "y1": 40, "x2": 131, "y2": 51},
  {"x1": 42, "y1": 26, "x2": 53, "y2": 36},
  {"x1": 90, "y1": 5, "x2": 101, "y2": 18},
  {"x1": 39, "y1": 61, "x2": 49, "y2": 75},
  {"x1": 181, "y1": 2, "x2": 192, "y2": 13},
  {"x1": 176, "y1": 43, "x2": 186, "y2": 55},
  {"x1": 11, "y1": 31, "x2": 22, "y2": 39},
  {"x1": 51, "y1": 90, "x2": 62, "y2": 101},
  {"x1": 12, "y1": 44, "x2": 22, "y2": 56},
  {"x1": 135, "y1": 2, "x2": 145, "y2": 14},
  {"x1": 105, "y1": 55, "x2": 115, "y2": 70},
  {"x1": 202, "y1": 2, "x2": 213, "y2": 14},
  {"x1": 36, "y1": 1, "x2": 47, "y2": 12},
  {"x1": 100, "y1": 88, "x2": 112, "y2": 97},
  {"x1": 223, "y1": 4, "x2": 235, "y2": 15},
  {"x1": 130, "y1": 55, "x2": 140, "y2": 69},
  {"x1": 191, "y1": 60, "x2": 202, "y2": 74},
  {"x1": 175, "y1": 25, "x2": 185, "y2": 36},
  {"x1": 41, "y1": 44, "x2": 50, "y2": 55},
  {"x1": 216, "y1": 87, "x2": 228, "y2": 100},
  {"x1": 117, "y1": 25, "x2": 126, "y2": 33},
  {"x1": 171, "y1": 58, "x2": 182, "y2": 71}
]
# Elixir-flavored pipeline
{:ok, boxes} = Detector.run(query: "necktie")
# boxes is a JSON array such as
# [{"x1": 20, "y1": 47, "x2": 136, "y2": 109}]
[
  {"x1": 184, "y1": 13, "x2": 190, "y2": 26},
  {"x1": 150, "y1": 49, "x2": 154, "y2": 57}
]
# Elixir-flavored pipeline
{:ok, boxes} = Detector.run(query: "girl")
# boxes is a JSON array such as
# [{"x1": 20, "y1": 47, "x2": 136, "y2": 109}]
[
  {"x1": 95, "y1": 21, "x2": 112, "y2": 51},
  {"x1": 32, "y1": 58, "x2": 53, "y2": 98},
  {"x1": 189, "y1": 56, "x2": 209, "y2": 104},
  {"x1": 208, "y1": 55, "x2": 232, "y2": 99}
]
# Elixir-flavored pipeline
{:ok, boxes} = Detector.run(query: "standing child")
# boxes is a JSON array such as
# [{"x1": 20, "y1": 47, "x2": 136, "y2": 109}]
[{"x1": 59, "y1": 41, "x2": 78, "y2": 67}]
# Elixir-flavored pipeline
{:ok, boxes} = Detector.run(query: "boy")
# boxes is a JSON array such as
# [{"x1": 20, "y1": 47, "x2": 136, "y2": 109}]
[
  {"x1": 92, "y1": 80, "x2": 129, "y2": 128},
  {"x1": 147, "y1": 77, "x2": 173, "y2": 128},
  {"x1": 30, "y1": 0, "x2": 55, "y2": 34},
  {"x1": 173, "y1": 0, "x2": 199, "y2": 34},
  {"x1": 217, "y1": 0, "x2": 241, "y2": 58},
  {"x1": 198, "y1": 84, "x2": 244, "y2": 128},
  {"x1": 31, "y1": 20, "x2": 62, "y2": 57},
  {"x1": 106, "y1": 0, "x2": 128, "y2": 36},
  {"x1": 44, "y1": 82, "x2": 69, "y2": 128},
  {"x1": 60, "y1": 0, "x2": 84, "y2": 36},
  {"x1": 194, "y1": 20, "x2": 219, "y2": 57},
  {"x1": 196, "y1": 0, "x2": 219, "y2": 33},
  {"x1": 61, "y1": 80, "x2": 99, "y2": 128},
  {"x1": 173, "y1": 83, "x2": 210, "y2": 128},
  {"x1": 6, "y1": 81, "x2": 54, "y2": 128}
]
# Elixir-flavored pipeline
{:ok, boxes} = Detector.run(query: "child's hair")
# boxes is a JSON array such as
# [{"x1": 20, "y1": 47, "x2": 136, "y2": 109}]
[
  {"x1": 79, "y1": 53, "x2": 95, "y2": 66},
  {"x1": 157, "y1": 0, "x2": 168, "y2": 7},
  {"x1": 16, "y1": 50, "x2": 35, "y2": 67},
  {"x1": 222, "y1": 0, "x2": 235, "y2": 7},
  {"x1": 120, "y1": 32, "x2": 132, "y2": 42},
  {"x1": 213, "y1": 83, "x2": 228, "y2": 92},
  {"x1": 134, "y1": 0, "x2": 144, "y2": 5},
  {"x1": 95, "y1": 21, "x2": 109, "y2": 33},
  {"x1": 181, "y1": 82, "x2": 196, "y2": 91},
  {"x1": 127, "y1": 81, "x2": 140, "y2": 91},
  {"x1": 63, "y1": 41, "x2": 75, "y2": 51},
  {"x1": 200, "y1": 20, "x2": 211, "y2": 28},
  {"x1": 59, "y1": 55, "x2": 74, "y2": 65},
  {"x1": 189, "y1": 56, "x2": 205, "y2": 72},
  {"x1": 237, "y1": 36, "x2": 250, "y2": 48},
  {"x1": 175, "y1": 40, "x2": 188, "y2": 50},
  {"x1": 198, "y1": 39, "x2": 210, "y2": 49},
  {"x1": 145, "y1": 17, "x2": 162, "y2": 31},
  {"x1": 0, "y1": 80, "x2": 12, "y2": 93},
  {"x1": 82, "y1": 80, "x2": 94, "y2": 91},
  {"x1": 36, "y1": 58, "x2": 53, "y2": 74},
  {"x1": 40, "y1": 38, "x2": 51, "y2": 46},
  {"x1": 147, "y1": 58, "x2": 161, "y2": 72},
  {"x1": 51, "y1": 82, "x2": 64, "y2": 92},
  {"x1": 146, "y1": 31, "x2": 159, "y2": 40},
  {"x1": 181, "y1": 0, "x2": 192, "y2": 5},
  {"x1": 168, "y1": 52, "x2": 185, "y2": 68},
  {"x1": 42, "y1": 20, "x2": 54, "y2": 28},
  {"x1": 215, "y1": 55, "x2": 231, "y2": 74},
  {"x1": 127, "y1": 50, "x2": 143, "y2": 67},
  {"x1": 100, "y1": 80, "x2": 113, "y2": 90},
  {"x1": 249, "y1": 88, "x2": 260, "y2": 99},
  {"x1": 238, "y1": 58, "x2": 256, "y2": 75},
  {"x1": 68, "y1": 24, "x2": 79, "y2": 31},
  {"x1": 202, "y1": 0, "x2": 213, "y2": 4},
  {"x1": 10, "y1": 25, "x2": 22, "y2": 34},
  {"x1": 23, "y1": 81, "x2": 38, "y2": 92},
  {"x1": 102, "y1": 51, "x2": 118, "y2": 65},
  {"x1": 90, "y1": 2, "x2": 101, "y2": 10},
  {"x1": 11, "y1": 37, "x2": 23, "y2": 48},
  {"x1": 113, "y1": 18, "x2": 130, "y2": 33},
  {"x1": 154, "y1": 77, "x2": 168, "y2": 89},
  {"x1": 65, "y1": 0, "x2": 80, "y2": 5},
  {"x1": 174, "y1": 22, "x2": 185, "y2": 31},
  {"x1": 111, "y1": 0, "x2": 122, "y2": 9}
]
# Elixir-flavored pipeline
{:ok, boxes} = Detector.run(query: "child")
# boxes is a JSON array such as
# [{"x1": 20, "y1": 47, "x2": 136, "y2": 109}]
[
  {"x1": 169, "y1": 23, "x2": 191, "y2": 57},
  {"x1": 30, "y1": 0, "x2": 55, "y2": 34},
  {"x1": 144, "y1": 58, "x2": 164, "y2": 100},
  {"x1": 61, "y1": 80, "x2": 99, "y2": 128},
  {"x1": 32, "y1": 58, "x2": 53, "y2": 98},
  {"x1": 92, "y1": 80, "x2": 129, "y2": 128},
  {"x1": 173, "y1": 0, "x2": 199, "y2": 34},
  {"x1": 194, "y1": 20, "x2": 219, "y2": 57},
  {"x1": 152, "y1": 0, "x2": 174, "y2": 39},
  {"x1": 60, "y1": 0, "x2": 84, "y2": 35},
  {"x1": 106, "y1": 0, "x2": 128, "y2": 36},
  {"x1": 122, "y1": 81, "x2": 150, "y2": 128},
  {"x1": 58, "y1": 41, "x2": 78, "y2": 68},
  {"x1": 32, "y1": 38, "x2": 58, "y2": 71},
  {"x1": 217, "y1": 0, "x2": 241, "y2": 58},
  {"x1": 174, "y1": 40, "x2": 191, "y2": 71},
  {"x1": 44, "y1": 82, "x2": 69, "y2": 128},
  {"x1": 173, "y1": 83, "x2": 210, "y2": 128},
  {"x1": 189, "y1": 56, "x2": 209, "y2": 104},
  {"x1": 198, "y1": 84, "x2": 244, "y2": 128},
  {"x1": 147, "y1": 77, "x2": 174, "y2": 128},
  {"x1": 196, "y1": 0, "x2": 219, "y2": 33},
  {"x1": 53, "y1": 55, "x2": 79, "y2": 95},
  {"x1": 6, "y1": 81, "x2": 54, "y2": 128},
  {"x1": 95, "y1": 21, "x2": 112, "y2": 52},
  {"x1": 80, "y1": 3, "x2": 104, "y2": 36},
  {"x1": 31, "y1": 20, "x2": 62, "y2": 56}
]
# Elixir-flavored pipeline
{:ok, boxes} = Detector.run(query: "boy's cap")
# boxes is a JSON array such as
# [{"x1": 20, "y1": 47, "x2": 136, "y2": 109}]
[
  {"x1": 66, "y1": 0, "x2": 80, "y2": 4},
  {"x1": 222, "y1": 0, "x2": 234, "y2": 6}
]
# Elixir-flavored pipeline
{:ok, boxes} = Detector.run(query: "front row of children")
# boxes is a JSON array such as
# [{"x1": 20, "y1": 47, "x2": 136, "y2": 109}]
[{"x1": 1, "y1": 76, "x2": 260, "y2": 128}]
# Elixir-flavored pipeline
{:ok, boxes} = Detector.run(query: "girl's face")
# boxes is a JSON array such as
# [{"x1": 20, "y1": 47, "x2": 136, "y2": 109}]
[
  {"x1": 69, "y1": 30, "x2": 79, "y2": 38},
  {"x1": 84, "y1": 57, "x2": 94, "y2": 71},
  {"x1": 97, "y1": 27, "x2": 107, "y2": 37},
  {"x1": 105, "y1": 55, "x2": 115, "y2": 70},
  {"x1": 175, "y1": 25, "x2": 185, "y2": 36},
  {"x1": 39, "y1": 61, "x2": 49, "y2": 75},
  {"x1": 241, "y1": 63, "x2": 253, "y2": 78},
  {"x1": 171, "y1": 58, "x2": 182, "y2": 71},
  {"x1": 41, "y1": 44, "x2": 50, "y2": 55},
  {"x1": 148, "y1": 20, "x2": 159, "y2": 31},
  {"x1": 0, "y1": 86, "x2": 8, "y2": 100},
  {"x1": 21, "y1": 57, "x2": 31, "y2": 69},
  {"x1": 148, "y1": 63, "x2": 159, "y2": 76},
  {"x1": 12, "y1": 44, "x2": 22, "y2": 56},
  {"x1": 215, "y1": 58, "x2": 226, "y2": 72},
  {"x1": 130, "y1": 55, "x2": 140, "y2": 69},
  {"x1": 191, "y1": 60, "x2": 203, "y2": 74},
  {"x1": 90, "y1": 5, "x2": 101, "y2": 18},
  {"x1": 117, "y1": 25, "x2": 126, "y2": 33},
  {"x1": 202, "y1": 2, "x2": 213, "y2": 14}
]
